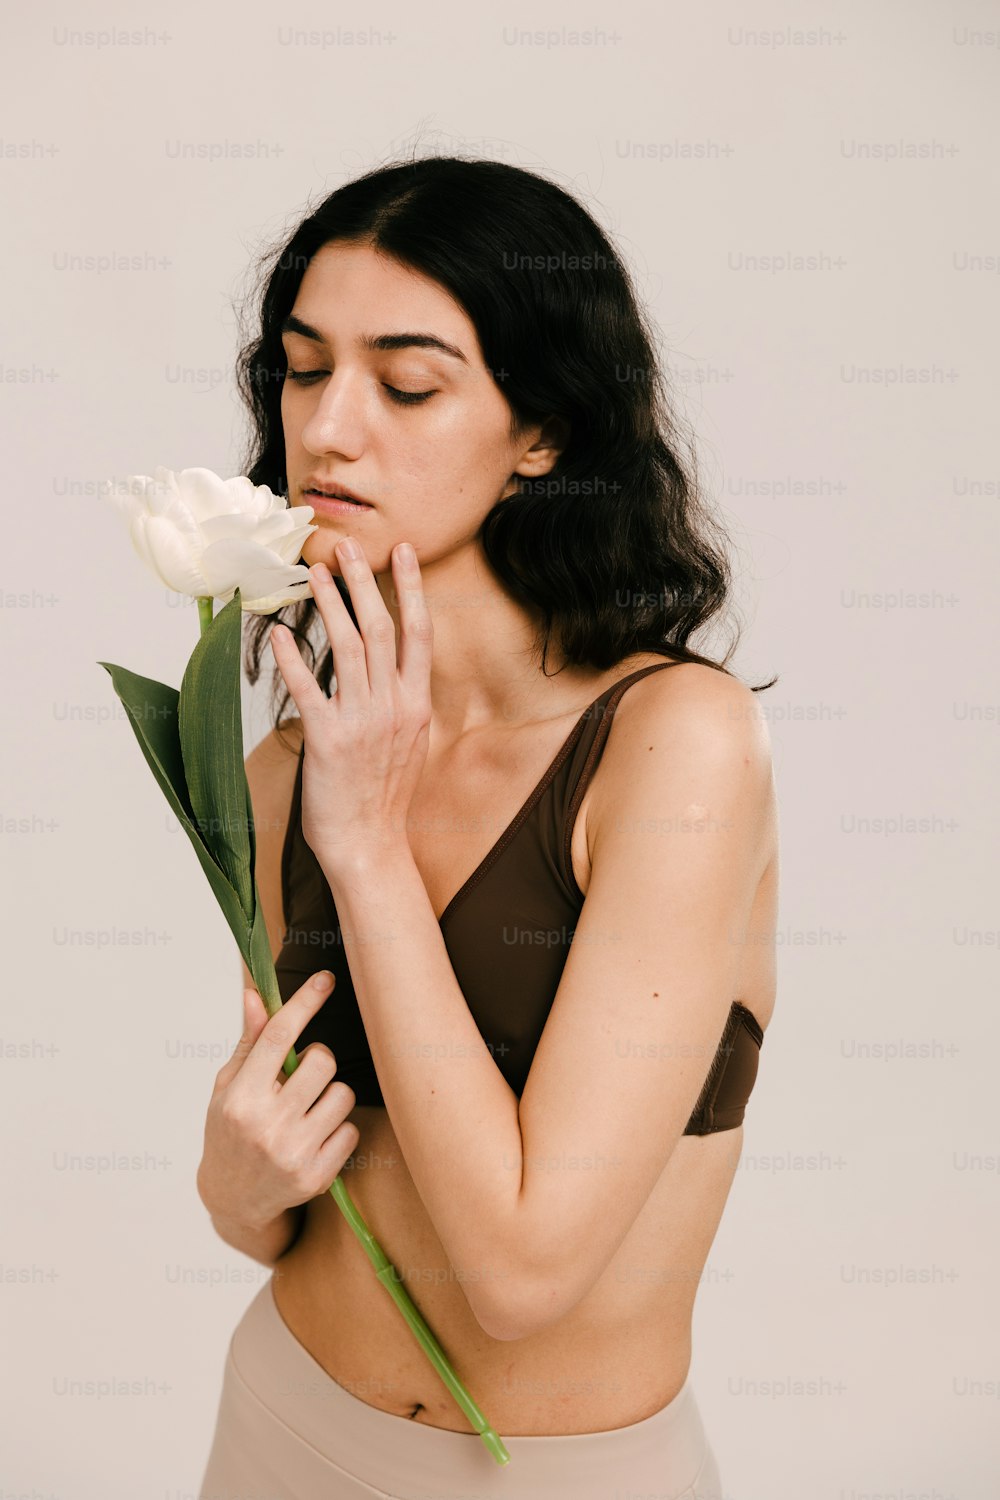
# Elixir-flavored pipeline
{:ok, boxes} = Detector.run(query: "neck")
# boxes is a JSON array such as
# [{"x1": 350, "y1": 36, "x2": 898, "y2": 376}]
[{"x1": 374, "y1": 541, "x2": 604, "y2": 744}]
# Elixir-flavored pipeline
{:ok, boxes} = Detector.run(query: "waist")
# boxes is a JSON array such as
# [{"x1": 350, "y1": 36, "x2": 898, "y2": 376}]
[
  {"x1": 227, "y1": 1275, "x2": 714, "y2": 1496},
  {"x1": 268, "y1": 1107, "x2": 726, "y2": 1436}
]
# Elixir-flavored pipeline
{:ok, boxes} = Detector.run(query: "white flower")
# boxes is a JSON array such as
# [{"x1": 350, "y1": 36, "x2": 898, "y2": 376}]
[{"x1": 109, "y1": 466, "x2": 317, "y2": 613}]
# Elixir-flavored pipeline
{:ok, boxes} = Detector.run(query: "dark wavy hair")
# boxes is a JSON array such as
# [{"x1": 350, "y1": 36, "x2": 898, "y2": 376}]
[{"x1": 236, "y1": 155, "x2": 777, "y2": 743}]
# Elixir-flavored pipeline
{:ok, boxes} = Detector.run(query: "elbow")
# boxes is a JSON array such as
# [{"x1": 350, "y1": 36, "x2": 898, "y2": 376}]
[
  {"x1": 473, "y1": 1298, "x2": 539, "y2": 1344},
  {"x1": 466, "y1": 1193, "x2": 579, "y2": 1341},
  {"x1": 474, "y1": 1299, "x2": 534, "y2": 1344},
  {"x1": 472, "y1": 1273, "x2": 572, "y2": 1344}
]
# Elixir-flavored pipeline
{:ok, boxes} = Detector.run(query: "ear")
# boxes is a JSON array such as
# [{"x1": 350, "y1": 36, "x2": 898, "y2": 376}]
[{"x1": 511, "y1": 414, "x2": 571, "y2": 481}]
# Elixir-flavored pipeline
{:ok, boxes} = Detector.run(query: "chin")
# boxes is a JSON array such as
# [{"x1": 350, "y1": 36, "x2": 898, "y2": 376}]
[
  {"x1": 302, "y1": 535, "x2": 392, "y2": 578},
  {"x1": 302, "y1": 538, "x2": 346, "y2": 574}
]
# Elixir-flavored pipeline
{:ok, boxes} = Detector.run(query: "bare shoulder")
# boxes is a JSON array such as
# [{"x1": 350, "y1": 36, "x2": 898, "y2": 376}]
[
  {"x1": 588, "y1": 662, "x2": 775, "y2": 840},
  {"x1": 616, "y1": 660, "x2": 772, "y2": 753}
]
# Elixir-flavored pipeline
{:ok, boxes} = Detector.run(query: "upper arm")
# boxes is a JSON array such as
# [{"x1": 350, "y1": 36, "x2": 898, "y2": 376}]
[
  {"x1": 511, "y1": 665, "x2": 774, "y2": 1338},
  {"x1": 240, "y1": 716, "x2": 304, "y2": 989}
]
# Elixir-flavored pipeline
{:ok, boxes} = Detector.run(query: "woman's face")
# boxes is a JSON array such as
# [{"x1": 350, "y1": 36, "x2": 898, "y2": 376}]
[{"x1": 280, "y1": 239, "x2": 565, "y2": 577}]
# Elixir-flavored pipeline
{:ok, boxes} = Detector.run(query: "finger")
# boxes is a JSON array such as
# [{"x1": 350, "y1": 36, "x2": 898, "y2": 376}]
[
  {"x1": 310, "y1": 1119, "x2": 362, "y2": 1193},
  {"x1": 270, "y1": 620, "x2": 331, "y2": 738},
  {"x1": 392, "y1": 543, "x2": 433, "y2": 698},
  {"x1": 331, "y1": 540, "x2": 398, "y2": 704},
  {"x1": 308, "y1": 559, "x2": 369, "y2": 719},
  {"x1": 321, "y1": 1116, "x2": 361, "y2": 1156},
  {"x1": 214, "y1": 987, "x2": 270, "y2": 1088},
  {"x1": 278, "y1": 1044, "x2": 350, "y2": 1116},
  {"x1": 241, "y1": 971, "x2": 337, "y2": 1089}
]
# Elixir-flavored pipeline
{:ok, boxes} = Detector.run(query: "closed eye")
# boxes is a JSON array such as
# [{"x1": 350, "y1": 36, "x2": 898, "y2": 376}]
[
  {"x1": 284, "y1": 370, "x2": 435, "y2": 405},
  {"x1": 384, "y1": 384, "x2": 436, "y2": 406}
]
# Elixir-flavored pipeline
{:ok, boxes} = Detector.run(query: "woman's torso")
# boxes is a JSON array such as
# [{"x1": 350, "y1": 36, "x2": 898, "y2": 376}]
[{"x1": 266, "y1": 652, "x2": 778, "y2": 1436}]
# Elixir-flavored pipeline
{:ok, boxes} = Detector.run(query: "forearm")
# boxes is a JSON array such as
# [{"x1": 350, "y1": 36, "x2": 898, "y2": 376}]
[
  {"x1": 321, "y1": 845, "x2": 527, "y2": 1309},
  {"x1": 207, "y1": 1203, "x2": 306, "y2": 1267}
]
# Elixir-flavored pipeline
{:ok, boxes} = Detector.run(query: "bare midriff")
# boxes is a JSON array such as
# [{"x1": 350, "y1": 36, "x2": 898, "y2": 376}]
[
  {"x1": 269, "y1": 658, "x2": 778, "y2": 1437},
  {"x1": 272, "y1": 1102, "x2": 751, "y2": 1436}
]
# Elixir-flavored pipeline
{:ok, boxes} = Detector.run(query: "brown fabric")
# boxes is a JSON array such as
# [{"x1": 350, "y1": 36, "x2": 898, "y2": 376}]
[{"x1": 275, "y1": 662, "x2": 763, "y2": 1134}]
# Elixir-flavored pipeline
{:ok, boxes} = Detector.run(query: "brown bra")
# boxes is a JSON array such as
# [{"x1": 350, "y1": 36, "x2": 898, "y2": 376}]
[{"x1": 275, "y1": 662, "x2": 764, "y2": 1135}]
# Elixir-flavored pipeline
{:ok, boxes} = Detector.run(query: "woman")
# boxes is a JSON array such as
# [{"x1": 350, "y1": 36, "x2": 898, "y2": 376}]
[{"x1": 196, "y1": 156, "x2": 779, "y2": 1500}]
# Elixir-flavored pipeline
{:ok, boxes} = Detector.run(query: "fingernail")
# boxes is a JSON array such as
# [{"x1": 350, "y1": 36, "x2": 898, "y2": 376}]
[
  {"x1": 337, "y1": 537, "x2": 360, "y2": 560},
  {"x1": 313, "y1": 971, "x2": 334, "y2": 989}
]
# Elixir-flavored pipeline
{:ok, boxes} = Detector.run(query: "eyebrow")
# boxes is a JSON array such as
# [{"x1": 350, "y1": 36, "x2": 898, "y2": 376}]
[{"x1": 280, "y1": 312, "x2": 469, "y2": 364}]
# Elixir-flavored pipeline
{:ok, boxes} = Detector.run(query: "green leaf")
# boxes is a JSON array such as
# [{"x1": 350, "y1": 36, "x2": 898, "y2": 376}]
[
  {"x1": 97, "y1": 660, "x2": 253, "y2": 964},
  {"x1": 177, "y1": 592, "x2": 255, "y2": 925},
  {"x1": 249, "y1": 894, "x2": 284, "y2": 1019}
]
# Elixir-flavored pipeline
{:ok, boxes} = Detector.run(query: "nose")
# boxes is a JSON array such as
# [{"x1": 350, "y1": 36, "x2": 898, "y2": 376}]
[{"x1": 298, "y1": 371, "x2": 367, "y2": 461}]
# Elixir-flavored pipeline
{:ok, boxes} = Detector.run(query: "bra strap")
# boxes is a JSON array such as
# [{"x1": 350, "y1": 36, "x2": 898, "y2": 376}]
[{"x1": 563, "y1": 661, "x2": 682, "y2": 877}]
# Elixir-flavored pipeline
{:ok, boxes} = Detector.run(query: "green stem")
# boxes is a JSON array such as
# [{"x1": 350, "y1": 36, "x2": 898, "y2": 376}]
[
  {"x1": 252, "y1": 952, "x2": 510, "y2": 1466},
  {"x1": 197, "y1": 596, "x2": 214, "y2": 637}
]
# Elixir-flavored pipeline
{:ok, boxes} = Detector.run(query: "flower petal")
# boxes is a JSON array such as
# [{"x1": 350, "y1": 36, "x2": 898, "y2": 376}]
[
  {"x1": 216, "y1": 560, "x2": 314, "y2": 613},
  {"x1": 175, "y1": 467, "x2": 243, "y2": 524},
  {"x1": 197, "y1": 538, "x2": 305, "y2": 596},
  {"x1": 140, "y1": 515, "x2": 209, "y2": 596},
  {"x1": 240, "y1": 575, "x2": 316, "y2": 613},
  {"x1": 196, "y1": 513, "x2": 264, "y2": 546},
  {"x1": 111, "y1": 466, "x2": 315, "y2": 602}
]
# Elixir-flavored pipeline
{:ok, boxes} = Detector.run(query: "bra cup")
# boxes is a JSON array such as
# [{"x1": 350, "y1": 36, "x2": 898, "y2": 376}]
[{"x1": 275, "y1": 661, "x2": 764, "y2": 1130}]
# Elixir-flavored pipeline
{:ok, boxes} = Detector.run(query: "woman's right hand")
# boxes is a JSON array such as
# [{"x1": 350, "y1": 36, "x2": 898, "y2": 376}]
[{"x1": 196, "y1": 972, "x2": 359, "y2": 1230}]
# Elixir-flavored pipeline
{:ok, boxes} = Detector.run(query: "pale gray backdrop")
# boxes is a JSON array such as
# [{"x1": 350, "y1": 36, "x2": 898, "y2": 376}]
[{"x1": 2, "y1": 0, "x2": 997, "y2": 1495}]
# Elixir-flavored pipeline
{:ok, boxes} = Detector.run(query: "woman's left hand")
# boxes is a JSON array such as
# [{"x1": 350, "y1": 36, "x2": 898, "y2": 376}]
[{"x1": 270, "y1": 537, "x2": 433, "y2": 873}]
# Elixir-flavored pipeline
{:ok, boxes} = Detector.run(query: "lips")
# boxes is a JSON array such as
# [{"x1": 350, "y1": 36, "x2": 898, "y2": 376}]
[{"x1": 302, "y1": 480, "x2": 372, "y2": 506}]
